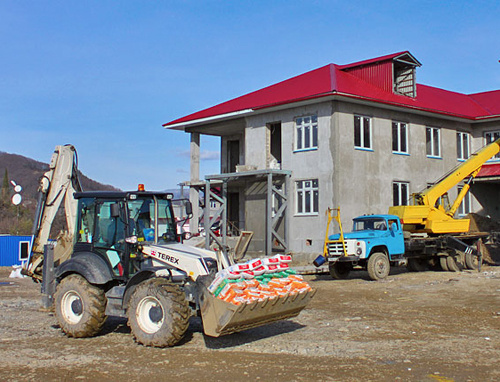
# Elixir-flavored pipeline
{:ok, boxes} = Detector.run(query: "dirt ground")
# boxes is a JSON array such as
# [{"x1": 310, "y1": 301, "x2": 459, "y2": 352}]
[{"x1": 0, "y1": 265, "x2": 498, "y2": 382}]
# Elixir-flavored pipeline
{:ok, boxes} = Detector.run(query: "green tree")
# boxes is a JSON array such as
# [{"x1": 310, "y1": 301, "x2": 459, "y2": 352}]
[{"x1": 1, "y1": 168, "x2": 9, "y2": 204}]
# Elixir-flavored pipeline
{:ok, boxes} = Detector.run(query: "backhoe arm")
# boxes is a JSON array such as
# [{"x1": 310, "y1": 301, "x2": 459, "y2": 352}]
[{"x1": 26, "y1": 145, "x2": 82, "y2": 279}]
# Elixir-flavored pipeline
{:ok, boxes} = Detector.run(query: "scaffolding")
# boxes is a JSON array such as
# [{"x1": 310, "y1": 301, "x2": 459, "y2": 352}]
[{"x1": 184, "y1": 169, "x2": 291, "y2": 259}]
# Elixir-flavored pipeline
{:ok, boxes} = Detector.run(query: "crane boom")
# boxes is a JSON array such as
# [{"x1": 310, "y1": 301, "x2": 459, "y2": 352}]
[
  {"x1": 418, "y1": 137, "x2": 500, "y2": 209},
  {"x1": 389, "y1": 137, "x2": 500, "y2": 234}
]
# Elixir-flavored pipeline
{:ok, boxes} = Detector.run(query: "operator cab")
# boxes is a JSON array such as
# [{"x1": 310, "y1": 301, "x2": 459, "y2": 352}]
[
  {"x1": 73, "y1": 190, "x2": 191, "y2": 278},
  {"x1": 352, "y1": 215, "x2": 400, "y2": 232}
]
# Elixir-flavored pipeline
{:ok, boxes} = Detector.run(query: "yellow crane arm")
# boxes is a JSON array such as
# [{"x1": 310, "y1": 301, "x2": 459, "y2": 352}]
[
  {"x1": 418, "y1": 137, "x2": 500, "y2": 209},
  {"x1": 389, "y1": 137, "x2": 500, "y2": 234}
]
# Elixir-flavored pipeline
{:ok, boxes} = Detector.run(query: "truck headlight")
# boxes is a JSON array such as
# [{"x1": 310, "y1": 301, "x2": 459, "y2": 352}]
[{"x1": 355, "y1": 243, "x2": 363, "y2": 255}]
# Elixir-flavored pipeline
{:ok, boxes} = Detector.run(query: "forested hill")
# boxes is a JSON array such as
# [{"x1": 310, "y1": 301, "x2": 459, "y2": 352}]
[{"x1": 0, "y1": 150, "x2": 119, "y2": 235}]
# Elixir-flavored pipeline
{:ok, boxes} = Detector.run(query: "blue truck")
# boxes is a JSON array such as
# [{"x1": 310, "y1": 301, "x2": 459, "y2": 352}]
[{"x1": 317, "y1": 209, "x2": 484, "y2": 280}]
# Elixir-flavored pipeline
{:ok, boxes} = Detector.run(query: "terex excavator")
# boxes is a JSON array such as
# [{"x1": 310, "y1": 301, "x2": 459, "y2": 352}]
[{"x1": 24, "y1": 145, "x2": 314, "y2": 347}]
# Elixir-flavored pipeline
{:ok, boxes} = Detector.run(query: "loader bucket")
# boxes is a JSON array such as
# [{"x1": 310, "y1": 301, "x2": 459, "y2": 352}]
[{"x1": 198, "y1": 284, "x2": 316, "y2": 337}]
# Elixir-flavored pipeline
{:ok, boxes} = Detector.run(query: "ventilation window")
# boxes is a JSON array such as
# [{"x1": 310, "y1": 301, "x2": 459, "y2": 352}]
[{"x1": 394, "y1": 61, "x2": 416, "y2": 97}]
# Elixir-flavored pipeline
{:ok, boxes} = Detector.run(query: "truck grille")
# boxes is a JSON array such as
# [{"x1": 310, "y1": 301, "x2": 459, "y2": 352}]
[{"x1": 327, "y1": 242, "x2": 347, "y2": 256}]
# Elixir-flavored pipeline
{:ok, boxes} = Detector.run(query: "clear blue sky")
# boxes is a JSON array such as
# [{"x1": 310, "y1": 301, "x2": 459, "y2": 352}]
[{"x1": 1, "y1": 1, "x2": 499, "y2": 190}]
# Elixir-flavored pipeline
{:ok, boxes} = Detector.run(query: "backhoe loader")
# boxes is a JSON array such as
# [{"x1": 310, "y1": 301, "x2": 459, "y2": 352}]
[{"x1": 23, "y1": 145, "x2": 314, "y2": 347}]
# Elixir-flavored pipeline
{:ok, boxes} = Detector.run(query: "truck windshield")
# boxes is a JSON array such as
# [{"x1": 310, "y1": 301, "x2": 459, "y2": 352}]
[{"x1": 353, "y1": 218, "x2": 387, "y2": 231}]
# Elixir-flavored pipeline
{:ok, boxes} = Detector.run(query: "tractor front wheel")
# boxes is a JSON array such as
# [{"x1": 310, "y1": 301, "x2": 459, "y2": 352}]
[
  {"x1": 128, "y1": 278, "x2": 190, "y2": 348},
  {"x1": 54, "y1": 274, "x2": 107, "y2": 338}
]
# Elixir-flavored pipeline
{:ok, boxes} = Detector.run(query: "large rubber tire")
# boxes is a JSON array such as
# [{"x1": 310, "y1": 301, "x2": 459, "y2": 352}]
[
  {"x1": 328, "y1": 262, "x2": 352, "y2": 280},
  {"x1": 128, "y1": 278, "x2": 190, "y2": 348},
  {"x1": 427, "y1": 257, "x2": 441, "y2": 271},
  {"x1": 465, "y1": 252, "x2": 480, "y2": 270},
  {"x1": 367, "y1": 252, "x2": 390, "y2": 280},
  {"x1": 407, "y1": 258, "x2": 427, "y2": 272},
  {"x1": 439, "y1": 256, "x2": 449, "y2": 271},
  {"x1": 446, "y1": 255, "x2": 461, "y2": 272},
  {"x1": 54, "y1": 274, "x2": 107, "y2": 338}
]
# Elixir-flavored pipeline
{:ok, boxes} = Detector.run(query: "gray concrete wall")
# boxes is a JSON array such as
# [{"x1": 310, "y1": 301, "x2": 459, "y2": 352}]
[
  {"x1": 333, "y1": 102, "x2": 474, "y2": 226},
  {"x1": 215, "y1": 99, "x2": 500, "y2": 262}
]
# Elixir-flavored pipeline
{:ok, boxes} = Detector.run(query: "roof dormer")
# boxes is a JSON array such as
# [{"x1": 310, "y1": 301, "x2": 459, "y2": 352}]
[
  {"x1": 340, "y1": 51, "x2": 421, "y2": 98},
  {"x1": 393, "y1": 52, "x2": 421, "y2": 97}
]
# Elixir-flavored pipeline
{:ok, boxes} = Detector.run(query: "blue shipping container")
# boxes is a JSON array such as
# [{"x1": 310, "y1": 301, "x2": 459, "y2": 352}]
[{"x1": 0, "y1": 235, "x2": 32, "y2": 267}]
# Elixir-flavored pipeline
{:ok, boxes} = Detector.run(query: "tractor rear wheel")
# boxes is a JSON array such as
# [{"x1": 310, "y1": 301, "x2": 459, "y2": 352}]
[
  {"x1": 128, "y1": 278, "x2": 190, "y2": 348},
  {"x1": 328, "y1": 262, "x2": 352, "y2": 280},
  {"x1": 367, "y1": 252, "x2": 390, "y2": 280},
  {"x1": 54, "y1": 274, "x2": 107, "y2": 338}
]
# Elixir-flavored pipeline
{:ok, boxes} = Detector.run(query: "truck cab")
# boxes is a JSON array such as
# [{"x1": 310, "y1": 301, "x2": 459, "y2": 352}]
[{"x1": 325, "y1": 214, "x2": 405, "y2": 280}]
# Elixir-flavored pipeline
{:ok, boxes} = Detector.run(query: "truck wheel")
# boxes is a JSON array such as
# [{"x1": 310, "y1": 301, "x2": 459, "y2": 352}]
[
  {"x1": 465, "y1": 252, "x2": 480, "y2": 270},
  {"x1": 367, "y1": 252, "x2": 390, "y2": 280},
  {"x1": 427, "y1": 257, "x2": 441, "y2": 271},
  {"x1": 439, "y1": 256, "x2": 449, "y2": 271},
  {"x1": 54, "y1": 274, "x2": 107, "y2": 338},
  {"x1": 407, "y1": 258, "x2": 427, "y2": 272},
  {"x1": 128, "y1": 278, "x2": 190, "y2": 348},
  {"x1": 328, "y1": 262, "x2": 352, "y2": 280},
  {"x1": 446, "y1": 256, "x2": 461, "y2": 272}
]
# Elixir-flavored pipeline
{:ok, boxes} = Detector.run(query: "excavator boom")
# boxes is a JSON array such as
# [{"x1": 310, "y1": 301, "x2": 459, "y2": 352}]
[{"x1": 24, "y1": 145, "x2": 82, "y2": 280}]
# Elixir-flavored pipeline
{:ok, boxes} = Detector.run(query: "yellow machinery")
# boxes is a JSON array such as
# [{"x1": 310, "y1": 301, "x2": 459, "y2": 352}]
[
  {"x1": 389, "y1": 138, "x2": 500, "y2": 234},
  {"x1": 323, "y1": 207, "x2": 348, "y2": 258}
]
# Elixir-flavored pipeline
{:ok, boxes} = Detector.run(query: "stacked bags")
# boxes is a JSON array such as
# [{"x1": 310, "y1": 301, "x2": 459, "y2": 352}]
[{"x1": 207, "y1": 255, "x2": 312, "y2": 305}]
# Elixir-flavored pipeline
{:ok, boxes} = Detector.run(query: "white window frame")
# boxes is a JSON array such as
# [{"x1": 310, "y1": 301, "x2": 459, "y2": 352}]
[
  {"x1": 354, "y1": 115, "x2": 372, "y2": 150},
  {"x1": 392, "y1": 121, "x2": 408, "y2": 154},
  {"x1": 393, "y1": 181, "x2": 410, "y2": 206},
  {"x1": 294, "y1": 115, "x2": 318, "y2": 151},
  {"x1": 457, "y1": 186, "x2": 471, "y2": 217},
  {"x1": 456, "y1": 132, "x2": 470, "y2": 161},
  {"x1": 426, "y1": 127, "x2": 441, "y2": 158},
  {"x1": 485, "y1": 131, "x2": 500, "y2": 160},
  {"x1": 296, "y1": 179, "x2": 319, "y2": 215},
  {"x1": 19, "y1": 241, "x2": 30, "y2": 261}
]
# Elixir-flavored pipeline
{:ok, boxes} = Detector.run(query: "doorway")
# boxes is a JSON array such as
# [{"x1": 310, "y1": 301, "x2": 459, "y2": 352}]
[{"x1": 268, "y1": 122, "x2": 282, "y2": 168}]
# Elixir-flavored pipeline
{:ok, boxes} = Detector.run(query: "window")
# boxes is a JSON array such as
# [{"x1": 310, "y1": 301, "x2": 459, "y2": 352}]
[
  {"x1": 354, "y1": 115, "x2": 372, "y2": 150},
  {"x1": 426, "y1": 127, "x2": 441, "y2": 158},
  {"x1": 296, "y1": 179, "x2": 319, "y2": 215},
  {"x1": 295, "y1": 115, "x2": 318, "y2": 151},
  {"x1": 392, "y1": 122, "x2": 408, "y2": 154},
  {"x1": 393, "y1": 181, "x2": 409, "y2": 206},
  {"x1": 485, "y1": 131, "x2": 500, "y2": 160},
  {"x1": 457, "y1": 132, "x2": 470, "y2": 161},
  {"x1": 19, "y1": 241, "x2": 29, "y2": 261},
  {"x1": 457, "y1": 186, "x2": 471, "y2": 216}
]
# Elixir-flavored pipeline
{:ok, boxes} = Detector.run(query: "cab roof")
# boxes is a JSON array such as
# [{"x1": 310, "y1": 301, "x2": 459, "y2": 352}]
[
  {"x1": 353, "y1": 214, "x2": 399, "y2": 221},
  {"x1": 74, "y1": 191, "x2": 174, "y2": 200}
]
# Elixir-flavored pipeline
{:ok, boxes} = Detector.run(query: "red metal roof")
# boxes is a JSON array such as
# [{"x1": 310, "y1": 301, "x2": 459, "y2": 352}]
[
  {"x1": 164, "y1": 52, "x2": 500, "y2": 128},
  {"x1": 477, "y1": 163, "x2": 500, "y2": 178}
]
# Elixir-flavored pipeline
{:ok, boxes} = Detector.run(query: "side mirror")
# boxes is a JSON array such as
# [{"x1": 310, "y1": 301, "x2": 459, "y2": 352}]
[
  {"x1": 390, "y1": 222, "x2": 397, "y2": 231},
  {"x1": 110, "y1": 203, "x2": 121, "y2": 218},
  {"x1": 185, "y1": 201, "x2": 193, "y2": 217}
]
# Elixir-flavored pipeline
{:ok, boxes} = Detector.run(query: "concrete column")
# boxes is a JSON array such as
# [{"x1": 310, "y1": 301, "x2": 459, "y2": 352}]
[{"x1": 190, "y1": 133, "x2": 200, "y2": 234}]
